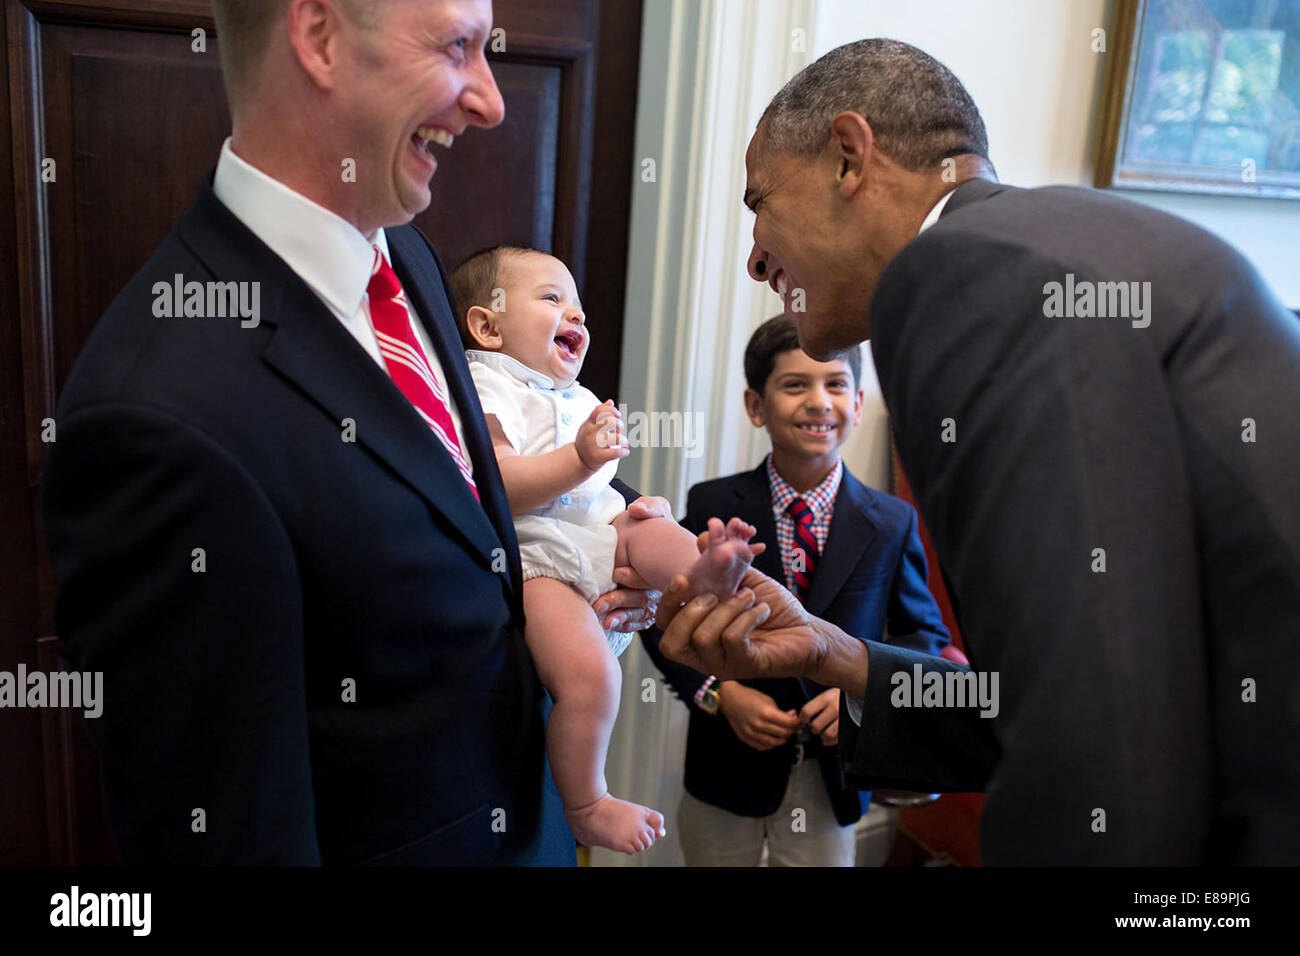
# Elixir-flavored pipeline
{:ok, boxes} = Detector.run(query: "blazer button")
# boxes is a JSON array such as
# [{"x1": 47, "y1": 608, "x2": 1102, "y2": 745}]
[
  {"x1": 561, "y1": 412, "x2": 573, "y2": 426},
  {"x1": 560, "y1": 494, "x2": 573, "y2": 506}
]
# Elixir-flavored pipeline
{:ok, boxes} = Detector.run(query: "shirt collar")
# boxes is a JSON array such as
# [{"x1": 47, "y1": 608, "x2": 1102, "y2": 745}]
[
  {"x1": 212, "y1": 137, "x2": 380, "y2": 318},
  {"x1": 918, "y1": 188, "x2": 957, "y2": 235},
  {"x1": 466, "y1": 349, "x2": 557, "y2": 390},
  {"x1": 766, "y1": 454, "x2": 843, "y2": 518}
]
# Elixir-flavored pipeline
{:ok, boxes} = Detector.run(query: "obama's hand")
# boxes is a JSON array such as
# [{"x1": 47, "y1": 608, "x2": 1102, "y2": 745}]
[{"x1": 654, "y1": 566, "x2": 867, "y2": 695}]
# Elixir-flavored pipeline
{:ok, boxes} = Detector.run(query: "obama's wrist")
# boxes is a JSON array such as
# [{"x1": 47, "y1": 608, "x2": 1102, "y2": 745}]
[{"x1": 808, "y1": 620, "x2": 870, "y2": 699}]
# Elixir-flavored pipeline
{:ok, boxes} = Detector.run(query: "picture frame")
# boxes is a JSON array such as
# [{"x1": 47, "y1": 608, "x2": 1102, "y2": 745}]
[{"x1": 1096, "y1": 0, "x2": 1300, "y2": 200}]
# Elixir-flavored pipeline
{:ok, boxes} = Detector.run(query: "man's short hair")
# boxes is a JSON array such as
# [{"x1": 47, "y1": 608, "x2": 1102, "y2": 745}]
[
  {"x1": 448, "y1": 245, "x2": 550, "y2": 349},
  {"x1": 743, "y1": 315, "x2": 862, "y2": 394},
  {"x1": 210, "y1": 0, "x2": 383, "y2": 109},
  {"x1": 759, "y1": 38, "x2": 989, "y2": 171}
]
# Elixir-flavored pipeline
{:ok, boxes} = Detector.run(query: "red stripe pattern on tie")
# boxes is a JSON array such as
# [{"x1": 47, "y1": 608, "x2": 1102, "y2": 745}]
[
  {"x1": 788, "y1": 497, "x2": 820, "y2": 602},
  {"x1": 367, "y1": 246, "x2": 479, "y2": 501}
]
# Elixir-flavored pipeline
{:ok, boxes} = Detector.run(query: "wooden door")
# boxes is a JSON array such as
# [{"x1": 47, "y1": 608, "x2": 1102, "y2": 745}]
[{"x1": 0, "y1": 0, "x2": 643, "y2": 865}]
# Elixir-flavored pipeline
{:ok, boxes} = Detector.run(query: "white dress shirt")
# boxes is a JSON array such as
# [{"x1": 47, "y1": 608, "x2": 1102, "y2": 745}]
[
  {"x1": 844, "y1": 185, "x2": 958, "y2": 726},
  {"x1": 919, "y1": 187, "x2": 957, "y2": 234},
  {"x1": 211, "y1": 138, "x2": 472, "y2": 471}
]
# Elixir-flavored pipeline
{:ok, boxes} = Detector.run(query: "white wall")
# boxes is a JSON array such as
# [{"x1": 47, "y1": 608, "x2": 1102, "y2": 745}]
[{"x1": 811, "y1": 0, "x2": 1300, "y2": 306}]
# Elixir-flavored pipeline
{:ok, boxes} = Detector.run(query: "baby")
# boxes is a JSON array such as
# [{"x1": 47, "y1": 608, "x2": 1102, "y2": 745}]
[{"x1": 450, "y1": 246, "x2": 762, "y2": 854}]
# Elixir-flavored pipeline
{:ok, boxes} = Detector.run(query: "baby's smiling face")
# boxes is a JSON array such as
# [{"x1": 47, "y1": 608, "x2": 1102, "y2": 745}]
[{"x1": 469, "y1": 251, "x2": 588, "y2": 387}]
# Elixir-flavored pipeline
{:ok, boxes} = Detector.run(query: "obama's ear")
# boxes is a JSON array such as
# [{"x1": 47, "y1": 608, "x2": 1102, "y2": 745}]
[
  {"x1": 828, "y1": 111, "x2": 874, "y2": 199},
  {"x1": 466, "y1": 305, "x2": 502, "y2": 350}
]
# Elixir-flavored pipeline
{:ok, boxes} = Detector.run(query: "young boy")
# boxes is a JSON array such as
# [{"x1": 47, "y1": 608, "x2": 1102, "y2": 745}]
[
  {"x1": 642, "y1": 316, "x2": 951, "y2": 866},
  {"x1": 448, "y1": 246, "x2": 763, "y2": 855}
]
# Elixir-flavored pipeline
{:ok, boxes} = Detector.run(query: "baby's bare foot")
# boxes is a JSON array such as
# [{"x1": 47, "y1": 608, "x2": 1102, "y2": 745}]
[
  {"x1": 566, "y1": 794, "x2": 666, "y2": 854},
  {"x1": 685, "y1": 517, "x2": 765, "y2": 599}
]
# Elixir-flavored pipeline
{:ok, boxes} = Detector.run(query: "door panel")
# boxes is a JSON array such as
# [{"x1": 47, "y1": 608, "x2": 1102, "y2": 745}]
[
  {"x1": 44, "y1": 27, "x2": 233, "y2": 395},
  {"x1": 421, "y1": 59, "x2": 563, "y2": 266}
]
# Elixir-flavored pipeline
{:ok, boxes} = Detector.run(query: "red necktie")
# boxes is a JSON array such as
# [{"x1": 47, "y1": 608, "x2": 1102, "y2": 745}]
[
  {"x1": 789, "y1": 497, "x2": 819, "y2": 601},
  {"x1": 367, "y1": 246, "x2": 479, "y2": 502}
]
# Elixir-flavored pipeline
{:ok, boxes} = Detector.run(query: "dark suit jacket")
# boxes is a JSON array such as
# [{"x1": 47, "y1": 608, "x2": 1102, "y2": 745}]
[
  {"x1": 41, "y1": 176, "x2": 576, "y2": 865},
  {"x1": 642, "y1": 461, "x2": 949, "y2": 826},
  {"x1": 847, "y1": 177, "x2": 1300, "y2": 864}
]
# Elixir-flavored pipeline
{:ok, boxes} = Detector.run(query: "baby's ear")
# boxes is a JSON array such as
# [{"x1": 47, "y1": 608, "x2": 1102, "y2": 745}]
[{"x1": 465, "y1": 305, "x2": 502, "y2": 350}]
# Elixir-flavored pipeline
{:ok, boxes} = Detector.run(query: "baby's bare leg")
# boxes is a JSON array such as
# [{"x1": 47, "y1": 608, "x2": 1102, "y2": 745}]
[
  {"x1": 522, "y1": 576, "x2": 665, "y2": 853},
  {"x1": 612, "y1": 513, "x2": 764, "y2": 598}
]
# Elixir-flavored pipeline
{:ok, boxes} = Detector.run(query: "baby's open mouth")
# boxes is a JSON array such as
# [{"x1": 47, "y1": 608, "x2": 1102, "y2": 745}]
[{"x1": 554, "y1": 329, "x2": 583, "y2": 359}]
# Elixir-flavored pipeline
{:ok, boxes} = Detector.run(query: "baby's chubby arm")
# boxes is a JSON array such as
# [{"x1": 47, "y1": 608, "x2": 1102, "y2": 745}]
[{"x1": 487, "y1": 400, "x2": 629, "y2": 516}]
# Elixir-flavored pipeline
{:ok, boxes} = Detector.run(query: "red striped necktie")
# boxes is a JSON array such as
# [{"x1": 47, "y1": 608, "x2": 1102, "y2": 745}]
[
  {"x1": 367, "y1": 246, "x2": 479, "y2": 502},
  {"x1": 789, "y1": 497, "x2": 819, "y2": 601}
]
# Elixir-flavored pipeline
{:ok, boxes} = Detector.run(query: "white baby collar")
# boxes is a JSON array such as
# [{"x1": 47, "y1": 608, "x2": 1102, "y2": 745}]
[{"x1": 466, "y1": 349, "x2": 558, "y2": 390}]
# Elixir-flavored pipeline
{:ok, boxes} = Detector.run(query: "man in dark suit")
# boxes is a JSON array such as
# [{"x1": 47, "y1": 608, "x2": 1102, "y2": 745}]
[
  {"x1": 641, "y1": 317, "x2": 948, "y2": 865},
  {"x1": 40, "y1": 0, "x2": 661, "y2": 865},
  {"x1": 655, "y1": 39, "x2": 1300, "y2": 864}
]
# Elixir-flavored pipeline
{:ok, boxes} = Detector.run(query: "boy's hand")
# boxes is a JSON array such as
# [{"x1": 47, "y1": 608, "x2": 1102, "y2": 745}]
[
  {"x1": 799, "y1": 687, "x2": 841, "y2": 747},
  {"x1": 575, "y1": 400, "x2": 628, "y2": 471},
  {"x1": 717, "y1": 681, "x2": 802, "y2": 751}
]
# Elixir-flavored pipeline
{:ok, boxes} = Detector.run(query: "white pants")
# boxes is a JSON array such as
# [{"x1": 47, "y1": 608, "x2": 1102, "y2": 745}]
[{"x1": 676, "y1": 754, "x2": 857, "y2": 866}]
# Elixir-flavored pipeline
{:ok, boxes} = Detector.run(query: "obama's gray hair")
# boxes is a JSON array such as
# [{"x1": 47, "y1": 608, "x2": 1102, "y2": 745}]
[{"x1": 759, "y1": 39, "x2": 989, "y2": 171}]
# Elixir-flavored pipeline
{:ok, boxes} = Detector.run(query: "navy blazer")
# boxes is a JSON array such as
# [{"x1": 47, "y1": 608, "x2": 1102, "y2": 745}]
[
  {"x1": 41, "y1": 176, "x2": 574, "y2": 865},
  {"x1": 641, "y1": 461, "x2": 949, "y2": 826}
]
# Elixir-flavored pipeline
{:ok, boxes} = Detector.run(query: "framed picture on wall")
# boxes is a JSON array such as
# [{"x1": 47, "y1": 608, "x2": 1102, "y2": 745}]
[{"x1": 1096, "y1": 0, "x2": 1300, "y2": 199}]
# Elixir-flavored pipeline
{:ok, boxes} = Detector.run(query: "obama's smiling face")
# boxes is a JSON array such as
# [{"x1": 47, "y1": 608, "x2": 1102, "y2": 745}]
[{"x1": 743, "y1": 124, "x2": 876, "y2": 362}]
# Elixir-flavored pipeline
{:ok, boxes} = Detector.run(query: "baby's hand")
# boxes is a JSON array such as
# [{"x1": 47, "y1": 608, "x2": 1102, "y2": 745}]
[{"x1": 576, "y1": 400, "x2": 628, "y2": 471}]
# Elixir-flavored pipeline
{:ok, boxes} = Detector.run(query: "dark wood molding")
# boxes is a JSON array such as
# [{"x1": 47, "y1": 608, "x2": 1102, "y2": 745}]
[
  {"x1": 489, "y1": 30, "x2": 597, "y2": 290},
  {"x1": 8, "y1": 2, "x2": 56, "y2": 489},
  {"x1": 582, "y1": 0, "x2": 643, "y2": 405},
  {"x1": 37, "y1": 635, "x2": 74, "y2": 865},
  {"x1": 19, "y1": 0, "x2": 215, "y2": 30}
]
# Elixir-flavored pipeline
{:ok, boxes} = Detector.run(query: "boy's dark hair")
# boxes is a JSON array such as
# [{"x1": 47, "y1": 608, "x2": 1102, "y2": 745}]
[
  {"x1": 743, "y1": 315, "x2": 862, "y2": 393},
  {"x1": 448, "y1": 245, "x2": 548, "y2": 349}
]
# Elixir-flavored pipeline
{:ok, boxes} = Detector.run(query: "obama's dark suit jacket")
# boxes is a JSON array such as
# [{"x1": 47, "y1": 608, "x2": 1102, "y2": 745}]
[
  {"x1": 41, "y1": 176, "x2": 577, "y2": 865},
  {"x1": 843, "y1": 177, "x2": 1300, "y2": 864}
]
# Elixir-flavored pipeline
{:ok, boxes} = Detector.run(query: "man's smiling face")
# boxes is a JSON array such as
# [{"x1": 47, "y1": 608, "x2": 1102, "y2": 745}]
[
  {"x1": 335, "y1": 0, "x2": 505, "y2": 233},
  {"x1": 743, "y1": 125, "x2": 872, "y2": 360}
]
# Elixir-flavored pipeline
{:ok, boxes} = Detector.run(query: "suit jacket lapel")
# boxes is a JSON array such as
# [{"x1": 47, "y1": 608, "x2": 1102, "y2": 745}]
[
  {"x1": 803, "y1": 469, "x2": 882, "y2": 618},
  {"x1": 386, "y1": 226, "x2": 523, "y2": 600},
  {"x1": 180, "y1": 181, "x2": 508, "y2": 577},
  {"x1": 729, "y1": 463, "x2": 785, "y2": 583}
]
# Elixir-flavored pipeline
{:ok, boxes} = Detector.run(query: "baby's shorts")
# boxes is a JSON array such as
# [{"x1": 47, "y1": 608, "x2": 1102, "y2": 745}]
[{"x1": 515, "y1": 514, "x2": 633, "y2": 657}]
